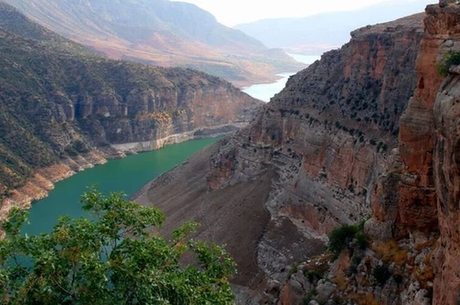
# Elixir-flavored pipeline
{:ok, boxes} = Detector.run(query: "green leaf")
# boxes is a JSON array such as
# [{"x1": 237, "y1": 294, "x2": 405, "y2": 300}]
[{"x1": 0, "y1": 188, "x2": 236, "y2": 304}]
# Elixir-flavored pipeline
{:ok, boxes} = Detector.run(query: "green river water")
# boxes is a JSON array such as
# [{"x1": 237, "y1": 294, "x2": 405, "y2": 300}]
[{"x1": 22, "y1": 137, "x2": 221, "y2": 235}]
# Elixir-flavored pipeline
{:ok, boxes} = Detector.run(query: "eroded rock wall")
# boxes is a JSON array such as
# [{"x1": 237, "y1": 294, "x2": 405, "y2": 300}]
[
  {"x1": 139, "y1": 13, "x2": 425, "y2": 302},
  {"x1": 0, "y1": 32, "x2": 262, "y2": 213},
  {"x1": 368, "y1": 4, "x2": 460, "y2": 240}
]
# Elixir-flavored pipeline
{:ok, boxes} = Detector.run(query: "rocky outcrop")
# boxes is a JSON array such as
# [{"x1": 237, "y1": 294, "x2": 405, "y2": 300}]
[{"x1": 136, "y1": 13, "x2": 425, "y2": 301}]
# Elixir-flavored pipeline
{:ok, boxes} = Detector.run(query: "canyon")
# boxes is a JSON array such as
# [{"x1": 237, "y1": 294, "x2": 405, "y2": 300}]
[
  {"x1": 136, "y1": 2, "x2": 460, "y2": 304},
  {"x1": 3, "y1": 0, "x2": 460, "y2": 304},
  {"x1": 0, "y1": 3, "x2": 262, "y2": 219},
  {"x1": 137, "y1": 10, "x2": 427, "y2": 303}
]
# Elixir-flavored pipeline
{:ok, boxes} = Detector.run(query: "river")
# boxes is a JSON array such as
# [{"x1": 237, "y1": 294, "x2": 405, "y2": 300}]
[
  {"x1": 22, "y1": 137, "x2": 221, "y2": 234},
  {"x1": 241, "y1": 53, "x2": 321, "y2": 102}
]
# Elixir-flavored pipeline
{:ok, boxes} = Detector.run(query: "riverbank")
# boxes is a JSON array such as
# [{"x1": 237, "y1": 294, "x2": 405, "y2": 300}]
[{"x1": 0, "y1": 124, "x2": 243, "y2": 222}]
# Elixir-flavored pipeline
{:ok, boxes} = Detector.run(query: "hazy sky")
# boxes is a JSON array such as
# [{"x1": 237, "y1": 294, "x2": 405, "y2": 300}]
[{"x1": 171, "y1": 0, "x2": 432, "y2": 26}]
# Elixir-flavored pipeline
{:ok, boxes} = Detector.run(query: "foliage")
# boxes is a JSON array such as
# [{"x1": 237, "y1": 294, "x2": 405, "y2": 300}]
[
  {"x1": 436, "y1": 51, "x2": 460, "y2": 76},
  {"x1": 372, "y1": 264, "x2": 391, "y2": 285},
  {"x1": 0, "y1": 189, "x2": 236, "y2": 304},
  {"x1": 355, "y1": 232, "x2": 368, "y2": 250},
  {"x1": 327, "y1": 224, "x2": 360, "y2": 258},
  {"x1": 302, "y1": 291, "x2": 315, "y2": 305}
]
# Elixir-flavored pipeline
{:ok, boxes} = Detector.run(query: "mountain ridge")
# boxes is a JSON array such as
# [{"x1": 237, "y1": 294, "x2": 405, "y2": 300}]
[{"x1": 2, "y1": 0, "x2": 303, "y2": 86}]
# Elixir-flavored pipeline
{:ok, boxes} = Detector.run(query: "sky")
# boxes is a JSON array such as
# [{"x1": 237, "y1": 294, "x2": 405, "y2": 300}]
[{"x1": 171, "y1": 0, "x2": 432, "y2": 27}]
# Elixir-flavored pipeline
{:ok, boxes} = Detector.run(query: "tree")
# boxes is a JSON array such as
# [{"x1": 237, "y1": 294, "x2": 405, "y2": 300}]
[{"x1": 0, "y1": 188, "x2": 236, "y2": 304}]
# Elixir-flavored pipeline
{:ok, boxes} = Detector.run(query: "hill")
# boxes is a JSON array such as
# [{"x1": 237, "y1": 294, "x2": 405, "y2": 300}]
[{"x1": 1, "y1": 0, "x2": 303, "y2": 86}]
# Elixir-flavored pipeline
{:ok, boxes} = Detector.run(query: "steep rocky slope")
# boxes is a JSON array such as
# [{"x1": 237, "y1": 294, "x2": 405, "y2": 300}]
[
  {"x1": 265, "y1": 3, "x2": 460, "y2": 305},
  {"x1": 1, "y1": 0, "x2": 303, "y2": 86},
  {"x1": 0, "y1": 3, "x2": 261, "y2": 216},
  {"x1": 135, "y1": 13, "x2": 425, "y2": 301}
]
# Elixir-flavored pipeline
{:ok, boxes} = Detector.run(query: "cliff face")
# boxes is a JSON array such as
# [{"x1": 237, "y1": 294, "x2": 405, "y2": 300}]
[
  {"x1": 265, "y1": 5, "x2": 460, "y2": 304},
  {"x1": 369, "y1": 4, "x2": 457, "y2": 239},
  {"x1": 433, "y1": 66, "x2": 460, "y2": 305},
  {"x1": 429, "y1": 6, "x2": 460, "y2": 302},
  {"x1": 135, "y1": 3, "x2": 460, "y2": 304},
  {"x1": 137, "y1": 13, "x2": 425, "y2": 301},
  {"x1": 364, "y1": 4, "x2": 460, "y2": 304},
  {"x1": 0, "y1": 5, "x2": 262, "y2": 214}
]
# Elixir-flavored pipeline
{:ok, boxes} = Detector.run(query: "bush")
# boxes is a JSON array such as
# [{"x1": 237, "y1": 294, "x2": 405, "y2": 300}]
[
  {"x1": 355, "y1": 232, "x2": 368, "y2": 250},
  {"x1": 327, "y1": 225, "x2": 360, "y2": 257},
  {"x1": 304, "y1": 269, "x2": 324, "y2": 283},
  {"x1": 437, "y1": 51, "x2": 460, "y2": 76}
]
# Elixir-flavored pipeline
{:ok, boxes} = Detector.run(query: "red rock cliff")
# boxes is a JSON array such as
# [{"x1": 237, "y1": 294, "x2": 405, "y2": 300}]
[
  {"x1": 367, "y1": 5, "x2": 460, "y2": 239},
  {"x1": 367, "y1": 3, "x2": 460, "y2": 304}
]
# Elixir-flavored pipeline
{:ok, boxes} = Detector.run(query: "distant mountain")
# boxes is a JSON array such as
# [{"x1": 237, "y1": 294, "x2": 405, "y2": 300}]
[
  {"x1": 0, "y1": 2, "x2": 261, "y2": 203},
  {"x1": 234, "y1": 0, "x2": 430, "y2": 55},
  {"x1": 1, "y1": 0, "x2": 303, "y2": 86}
]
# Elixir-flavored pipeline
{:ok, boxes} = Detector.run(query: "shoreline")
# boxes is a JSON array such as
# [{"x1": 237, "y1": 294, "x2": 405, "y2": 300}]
[{"x1": 0, "y1": 123, "x2": 244, "y2": 221}]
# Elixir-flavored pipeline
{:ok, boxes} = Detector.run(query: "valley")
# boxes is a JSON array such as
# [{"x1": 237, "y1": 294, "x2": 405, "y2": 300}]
[
  {"x1": 2, "y1": 0, "x2": 460, "y2": 304},
  {"x1": 0, "y1": 2, "x2": 262, "y2": 218}
]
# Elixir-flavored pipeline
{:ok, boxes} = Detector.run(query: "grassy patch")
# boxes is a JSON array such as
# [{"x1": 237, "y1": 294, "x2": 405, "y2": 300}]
[{"x1": 372, "y1": 240, "x2": 408, "y2": 266}]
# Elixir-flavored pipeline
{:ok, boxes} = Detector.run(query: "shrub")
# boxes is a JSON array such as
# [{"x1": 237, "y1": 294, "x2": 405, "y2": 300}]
[
  {"x1": 327, "y1": 225, "x2": 360, "y2": 257},
  {"x1": 437, "y1": 51, "x2": 460, "y2": 76},
  {"x1": 372, "y1": 240, "x2": 409, "y2": 266},
  {"x1": 355, "y1": 232, "x2": 368, "y2": 250},
  {"x1": 304, "y1": 269, "x2": 325, "y2": 283}
]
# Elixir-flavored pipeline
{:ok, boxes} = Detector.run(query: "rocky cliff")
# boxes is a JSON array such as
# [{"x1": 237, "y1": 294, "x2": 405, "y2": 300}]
[
  {"x1": 274, "y1": 3, "x2": 460, "y2": 305},
  {"x1": 0, "y1": 4, "x2": 262, "y2": 217},
  {"x1": 362, "y1": 3, "x2": 460, "y2": 304},
  {"x1": 135, "y1": 13, "x2": 425, "y2": 302}
]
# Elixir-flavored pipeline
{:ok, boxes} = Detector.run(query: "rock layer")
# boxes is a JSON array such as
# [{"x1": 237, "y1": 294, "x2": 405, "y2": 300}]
[{"x1": 433, "y1": 62, "x2": 460, "y2": 304}]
